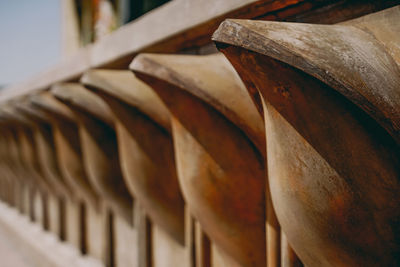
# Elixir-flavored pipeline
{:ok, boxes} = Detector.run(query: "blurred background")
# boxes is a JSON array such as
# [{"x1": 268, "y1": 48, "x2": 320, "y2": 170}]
[{"x1": 0, "y1": 0, "x2": 169, "y2": 89}]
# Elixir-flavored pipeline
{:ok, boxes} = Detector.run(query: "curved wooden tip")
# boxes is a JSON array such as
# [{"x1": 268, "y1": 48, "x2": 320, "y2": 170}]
[
  {"x1": 213, "y1": 8, "x2": 400, "y2": 266},
  {"x1": 213, "y1": 13, "x2": 400, "y2": 145},
  {"x1": 52, "y1": 83, "x2": 134, "y2": 221},
  {"x1": 82, "y1": 70, "x2": 186, "y2": 239},
  {"x1": 81, "y1": 69, "x2": 171, "y2": 131},
  {"x1": 0, "y1": 104, "x2": 32, "y2": 126},
  {"x1": 15, "y1": 96, "x2": 54, "y2": 123},
  {"x1": 0, "y1": 105, "x2": 16, "y2": 122},
  {"x1": 20, "y1": 105, "x2": 52, "y2": 124},
  {"x1": 51, "y1": 83, "x2": 114, "y2": 126},
  {"x1": 131, "y1": 53, "x2": 266, "y2": 266},
  {"x1": 130, "y1": 53, "x2": 265, "y2": 153},
  {"x1": 12, "y1": 98, "x2": 48, "y2": 124},
  {"x1": 13, "y1": 99, "x2": 73, "y2": 197},
  {"x1": 30, "y1": 91, "x2": 75, "y2": 122}
]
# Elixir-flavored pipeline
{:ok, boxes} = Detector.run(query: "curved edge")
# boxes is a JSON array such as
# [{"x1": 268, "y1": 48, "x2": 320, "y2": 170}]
[
  {"x1": 81, "y1": 69, "x2": 171, "y2": 132},
  {"x1": 51, "y1": 83, "x2": 114, "y2": 126},
  {"x1": 213, "y1": 18, "x2": 400, "y2": 145},
  {"x1": 130, "y1": 53, "x2": 266, "y2": 155}
]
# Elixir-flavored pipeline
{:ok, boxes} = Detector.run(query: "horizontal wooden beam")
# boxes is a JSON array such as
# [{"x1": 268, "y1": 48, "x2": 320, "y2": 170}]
[
  {"x1": 1, "y1": 0, "x2": 399, "y2": 103},
  {"x1": 0, "y1": 0, "x2": 317, "y2": 103}
]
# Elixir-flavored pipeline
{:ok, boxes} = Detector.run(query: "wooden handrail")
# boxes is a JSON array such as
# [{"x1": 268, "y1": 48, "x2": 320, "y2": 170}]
[
  {"x1": 0, "y1": 4, "x2": 399, "y2": 267},
  {"x1": 213, "y1": 6, "x2": 400, "y2": 266},
  {"x1": 0, "y1": 0, "x2": 306, "y2": 103},
  {"x1": 3, "y1": 0, "x2": 397, "y2": 104}
]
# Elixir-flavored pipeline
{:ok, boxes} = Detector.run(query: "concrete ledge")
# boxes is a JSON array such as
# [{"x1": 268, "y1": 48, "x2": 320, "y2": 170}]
[{"x1": 0, "y1": 202, "x2": 103, "y2": 267}]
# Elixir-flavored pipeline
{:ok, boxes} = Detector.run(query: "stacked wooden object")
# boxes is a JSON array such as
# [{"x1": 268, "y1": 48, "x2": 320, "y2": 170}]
[{"x1": 0, "y1": 2, "x2": 398, "y2": 267}]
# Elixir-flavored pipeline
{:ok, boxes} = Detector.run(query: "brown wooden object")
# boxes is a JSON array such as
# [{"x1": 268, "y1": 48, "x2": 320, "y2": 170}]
[
  {"x1": 130, "y1": 53, "x2": 266, "y2": 267},
  {"x1": 30, "y1": 92, "x2": 99, "y2": 206},
  {"x1": 15, "y1": 100, "x2": 73, "y2": 198},
  {"x1": 51, "y1": 83, "x2": 133, "y2": 222},
  {"x1": 213, "y1": 6, "x2": 400, "y2": 266},
  {"x1": 81, "y1": 70, "x2": 185, "y2": 244}
]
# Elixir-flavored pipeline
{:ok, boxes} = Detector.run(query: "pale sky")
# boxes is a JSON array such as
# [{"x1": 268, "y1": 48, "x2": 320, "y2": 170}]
[{"x1": 0, "y1": 0, "x2": 61, "y2": 87}]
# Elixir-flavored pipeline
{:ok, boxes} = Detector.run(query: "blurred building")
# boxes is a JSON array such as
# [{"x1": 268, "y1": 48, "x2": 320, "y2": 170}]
[{"x1": 62, "y1": 0, "x2": 169, "y2": 57}]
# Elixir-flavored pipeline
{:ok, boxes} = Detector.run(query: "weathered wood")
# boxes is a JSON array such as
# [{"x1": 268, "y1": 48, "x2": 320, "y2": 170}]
[
  {"x1": 28, "y1": 89, "x2": 138, "y2": 266},
  {"x1": 89, "y1": 0, "x2": 309, "y2": 68},
  {"x1": 0, "y1": 128, "x2": 24, "y2": 211},
  {"x1": 0, "y1": 3, "x2": 399, "y2": 266},
  {"x1": 52, "y1": 80, "x2": 193, "y2": 266},
  {"x1": 0, "y1": 0, "x2": 308, "y2": 103},
  {"x1": 51, "y1": 83, "x2": 133, "y2": 223},
  {"x1": 131, "y1": 53, "x2": 265, "y2": 154},
  {"x1": 0, "y1": 106, "x2": 51, "y2": 194},
  {"x1": 51, "y1": 84, "x2": 114, "y2": 125},
  {"x1": 4, "y1": 0, "x2": 396, "y2": 105},
  {"x1": 14, "y1": 100, "x2": 108, "y2": 252},
  {"x1": 81, "y1": 70, "x2": 185, "y2": 245},
  {"x1": 0, "y1": 108, "x2": 53, "y2": 230},
  {"x1": 0, "y1": 127, "x2": 32, "y2": 215},
  {"x1": 0, "y1": 126, "x2": 26, "y2": 204},
  {"x1": 131, "y1": 53, "x2": 266, "y2": 267},
  {"x1": 213, "y1": 6, "x2": 400, "y2": 267},
  {"x1": 30, "y1": 92, "x2": 103, "y2": 253},
  {"x1": 15, "y1": 101, "x2": 73, "y2": 198},
  {"x1": 81, "y1": 70, "x2": 170, "y2": 130},
  {"x1": 30, "y1": 92, "x2": 99, "y2": 206},
  {"x1": 13, "y1": 102, "x2": 71, "y2": 237},
  {"x1": 213, "y1": 6, "x2": 400, "y2": 144}
]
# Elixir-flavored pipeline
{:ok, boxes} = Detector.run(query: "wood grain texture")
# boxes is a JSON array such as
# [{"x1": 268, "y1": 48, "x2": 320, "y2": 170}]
[
  {"x1": 82, "y1": 70, "x2": 185, "y2": 245},
  {"x1": 51, "y1": 83, "x2": 133, "y2": 223},
  {"x1": 213, "y1": 6, "x2": 400, "y2": 267},
  {"x1": 15, "y1": 102, "x2": 73, "y2": 198},
  {"x1": 30, "y1": 92, "x2": 99, "y2": 207},
  {"x1": 130, "y1": 53, "x2": 266, "y2": 155},
  {"x1": 131, "y1": 53, "x2": 266, "y2": 267},
  {"x1": 213, "y1": 6, "x2": 400, "y2": 144},
  {"x1": 27, "y1": 93, "x2": 110, "y2": 260},
  {"x1": 0, "y1": 0, "x2": 309, "y2": 103},
  {"x1": 4, "y1": 0, "x2": 393, "y2": 104}
]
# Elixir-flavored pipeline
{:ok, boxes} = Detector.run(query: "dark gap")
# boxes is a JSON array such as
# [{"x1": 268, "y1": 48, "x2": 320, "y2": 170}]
[
  {"x1": 106, "y1": 210, "x2": 115, "y2": 267},
  {"x1": 191, "y1": 217, "x2": 196, "y2": 267},
  {"x1": 19, "y1": 183, "x2": 24, "y2": 214},
  {"x1": 42, "y1": 192, "x2": 49, "y2": 231},
  {"x1": 59, "y1": 197, "x2": 66, "y2": 241},
  {"x1": 29, "y1": 188, "x2": 35, "y2": 222},
  {"x1": 201, "y1": 231, "x2": 211, "y2": 267},
  {"x1": 145, "y1": 216, "x2": 152, "y2": 267},
  {"x1": 79, "y1": 201, "x2": 88, "y2": 255},
  {"x1": 9, "y1": 181, "x2": 14, "y2": 207}
]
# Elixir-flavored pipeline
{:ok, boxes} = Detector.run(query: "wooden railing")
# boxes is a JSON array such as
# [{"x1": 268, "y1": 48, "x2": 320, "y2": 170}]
[{"x1": 0, "y1": 1, "x2": 399, "y2": 267}]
